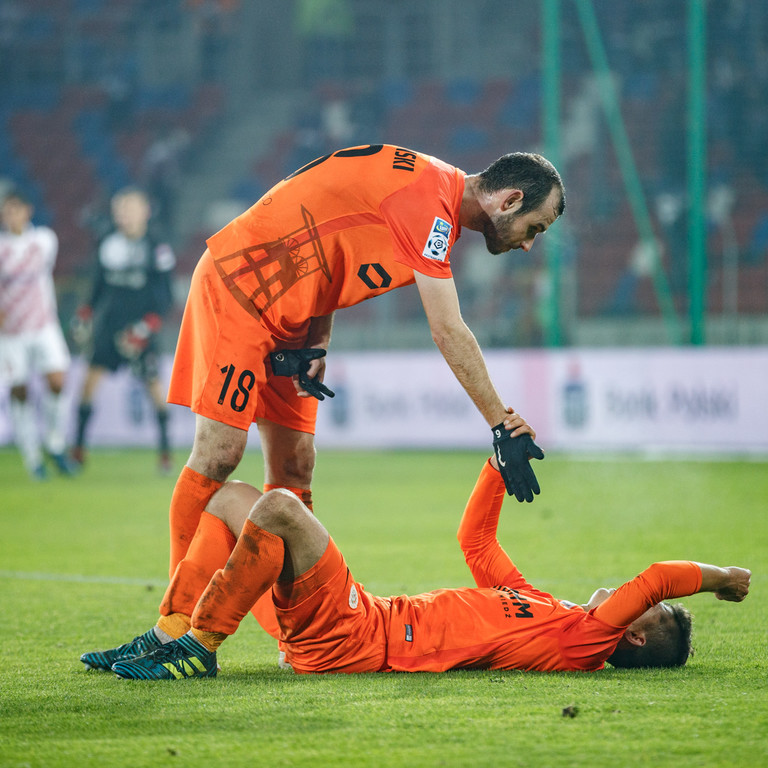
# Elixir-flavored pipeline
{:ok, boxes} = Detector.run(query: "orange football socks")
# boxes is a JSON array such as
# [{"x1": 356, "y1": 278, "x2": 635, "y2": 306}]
[
  {"x1": 191, "y1": 519, "x2": 285, "y2": 649},
  {"x1": 168, "y1": 466, "x2": 223, "y2": 577},
  {"x1": 160, "y1": 510, "x2": 237, "y2": 620}
]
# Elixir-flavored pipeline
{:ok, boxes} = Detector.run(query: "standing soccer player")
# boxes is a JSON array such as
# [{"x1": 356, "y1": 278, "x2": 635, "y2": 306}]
[
  {"x1": 71, "y1": 187, "x2": 176, "y2": 473},
  {"x1": 0, "y1": 191, "x2": 76, "y2": 480},
  {"x1": 165, "y1": 144, "x2": 563, "y2": 594}
]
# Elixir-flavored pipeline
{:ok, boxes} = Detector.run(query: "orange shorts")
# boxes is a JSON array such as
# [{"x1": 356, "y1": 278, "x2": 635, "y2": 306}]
[
  {"x1": 274, "y1": 537, "x2": 390, "y2": 674},
  {"x1": 167, "y1": 250, "x2": 319, "y2": 432}
]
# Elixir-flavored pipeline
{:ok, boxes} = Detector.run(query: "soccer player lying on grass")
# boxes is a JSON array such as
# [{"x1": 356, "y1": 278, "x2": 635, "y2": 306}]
[{"x1": 81, "y1": 418, "x2": 751, "y2": 679}]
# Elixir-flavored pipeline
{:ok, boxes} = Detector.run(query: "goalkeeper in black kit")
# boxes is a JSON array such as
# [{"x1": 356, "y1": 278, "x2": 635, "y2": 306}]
[{"x1": 71, "y1": 187, "x2": 176, "y2": 474}]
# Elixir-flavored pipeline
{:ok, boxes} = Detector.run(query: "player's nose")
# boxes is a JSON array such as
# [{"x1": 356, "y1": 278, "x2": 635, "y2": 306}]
[{"x1": 519, "y1": 238, "x2": 534, "y2": 252}]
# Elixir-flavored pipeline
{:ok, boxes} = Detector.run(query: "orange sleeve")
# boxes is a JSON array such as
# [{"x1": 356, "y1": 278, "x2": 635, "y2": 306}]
[
  {"x1": 380, "y1": 158, "x2": 464, "y2": 279},
  {"x1": 592, "y1": 561, "x2": 702, "y2": 628},
  {"x1": 457, "y1": 459, "x2": 534, "y2": 590}
]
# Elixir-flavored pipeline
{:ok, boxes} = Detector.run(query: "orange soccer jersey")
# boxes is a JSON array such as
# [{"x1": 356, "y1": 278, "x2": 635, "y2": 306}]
[
  {"x1": 279, "y1": 460, "x2": 703, "y2": 674},
  {"x1": 205, "y1": 144, "x2": 465, "y2": 341},
  {"x1": 168, "y1": 144, "x2": 465, "y2": 429}
]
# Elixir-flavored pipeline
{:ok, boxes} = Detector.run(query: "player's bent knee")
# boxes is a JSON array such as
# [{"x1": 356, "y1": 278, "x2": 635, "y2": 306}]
[
  {"x1": 250, "y1": 488, "x2": 310, "y2": 534},
  {"x1": 207, "y1": 480, "x2": 262, "y2": 527}
]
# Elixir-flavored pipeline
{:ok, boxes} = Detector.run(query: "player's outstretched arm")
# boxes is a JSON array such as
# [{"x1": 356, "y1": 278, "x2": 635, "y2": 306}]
[
  {"x1": 414, "y1": 271, "x2": 545, "y2": 501},
  {"x1": 695, "y1": 564, "x2": 751, "y2": 602},
  {"x1": 414, "y1": 271, "x2": 508, "y2": 426}
]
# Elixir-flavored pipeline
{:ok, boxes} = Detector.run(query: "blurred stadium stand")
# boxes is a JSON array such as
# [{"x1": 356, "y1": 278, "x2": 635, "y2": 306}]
[{"x1": 1, "y1": 0, "x2": 766, "y2": 348}]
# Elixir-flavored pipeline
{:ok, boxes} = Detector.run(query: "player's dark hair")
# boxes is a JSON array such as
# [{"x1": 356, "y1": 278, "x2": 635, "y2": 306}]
[
  {"x1": 476, "y1": 152, "x2": 565, "y2": 217},
  {"x1": 607, "y1": 603, "x2": 693, "y2": 669}
]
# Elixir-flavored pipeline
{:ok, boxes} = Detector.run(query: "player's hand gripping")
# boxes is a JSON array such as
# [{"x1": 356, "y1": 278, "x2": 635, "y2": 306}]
[
  {"x1": 269, "y1": 348, "x2": 335, "y2": 401},
  {"x1": 491, "y1": 412, "x2": 545, "y2": 502}
]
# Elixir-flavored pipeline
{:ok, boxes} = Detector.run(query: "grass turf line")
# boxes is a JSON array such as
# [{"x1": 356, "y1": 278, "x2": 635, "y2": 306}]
[{"x1": 0, "y1": 447, "x2": 766, "y2": 768}]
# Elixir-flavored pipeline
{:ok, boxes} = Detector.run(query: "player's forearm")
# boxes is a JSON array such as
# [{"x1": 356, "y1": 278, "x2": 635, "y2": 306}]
[
  {"x1": 306, "y1": 312, "x2": 334, "y2": 349},
  {"x1": 696, "y1": 564, "x2": 732, "y2": 592},
  {"x1": 431, "y1": 320, "x2": 507, "y2": 427}
]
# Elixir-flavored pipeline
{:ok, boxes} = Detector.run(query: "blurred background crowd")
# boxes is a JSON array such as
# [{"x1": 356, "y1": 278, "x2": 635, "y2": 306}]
[{"x1": 1, "y1": 0, "x2": 766, "y2": 351}]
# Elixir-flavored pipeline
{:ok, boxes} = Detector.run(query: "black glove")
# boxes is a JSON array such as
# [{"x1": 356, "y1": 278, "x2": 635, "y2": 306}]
[
  {"x1": 269, "y1": 348, "x2": 336, "y2": 401},
  {"x1": 491, "y1": 423, "x2": 545, "y2": 502}
]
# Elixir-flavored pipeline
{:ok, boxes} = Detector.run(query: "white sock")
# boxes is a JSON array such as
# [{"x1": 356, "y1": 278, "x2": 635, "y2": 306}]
[
  {"x1": 42, "y1": 390, "x2": 68, "y2": 455},
  {"x1": 10, "y1": 398, "x2": 42, "y2": 471},
  {"x1": 153, "y1": 625, "x2": 176, "y2": 644}
]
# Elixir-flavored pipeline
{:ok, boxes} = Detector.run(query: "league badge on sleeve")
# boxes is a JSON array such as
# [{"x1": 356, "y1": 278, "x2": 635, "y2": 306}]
[{"x1": 422, "y1": 217, "x2": 453, "y2": 262}]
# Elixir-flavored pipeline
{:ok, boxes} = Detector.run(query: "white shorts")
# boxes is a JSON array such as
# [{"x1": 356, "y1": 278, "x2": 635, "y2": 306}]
[{"x1": 0, "y1": 324, "x2": 71, "y2": 386}]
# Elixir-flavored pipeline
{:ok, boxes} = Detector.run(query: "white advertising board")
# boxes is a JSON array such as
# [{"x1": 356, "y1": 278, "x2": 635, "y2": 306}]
[
  {"x1": 1, "y1": 349, "x2": 766, "y2": 455},
  {"x1": 316, "y1": 347, "x2": 768, "y2": 454}
]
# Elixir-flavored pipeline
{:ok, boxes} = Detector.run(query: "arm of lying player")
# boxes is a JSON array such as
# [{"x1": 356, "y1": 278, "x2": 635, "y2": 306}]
[
  {"x1": 591, "y1": 561, "x2": 750, "y2": 629},
  {"x1": 457, "y1": 442, "x2": 537, "y2": 590}
]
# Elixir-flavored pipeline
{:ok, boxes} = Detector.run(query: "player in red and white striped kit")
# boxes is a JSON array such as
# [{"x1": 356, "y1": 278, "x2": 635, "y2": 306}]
[{"x1": 0, "y1": 191, "x2": 76, "y2": 479}]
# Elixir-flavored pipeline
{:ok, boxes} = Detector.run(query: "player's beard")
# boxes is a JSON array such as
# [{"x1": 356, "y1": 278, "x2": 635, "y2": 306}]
[{"x1": 483, "y1": 209, "x2": 521, "y2": 255}]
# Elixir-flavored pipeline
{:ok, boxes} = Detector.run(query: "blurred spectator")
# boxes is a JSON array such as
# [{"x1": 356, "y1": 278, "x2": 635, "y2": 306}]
[{"x1": 0, "y1": 190, "x2": 77, "y2": 479}]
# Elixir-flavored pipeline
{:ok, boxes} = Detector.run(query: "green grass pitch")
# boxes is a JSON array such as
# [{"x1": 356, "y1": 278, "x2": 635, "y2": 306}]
[{"x1": 1, "y1": 447, "x2": 766, "y2": 768}]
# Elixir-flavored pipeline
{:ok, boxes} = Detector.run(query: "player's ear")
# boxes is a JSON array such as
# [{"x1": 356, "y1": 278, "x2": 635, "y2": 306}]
[
  {"x1": 501, "y1": 189, "x2": 524, "y2": 213},
  {"x1": 624, "y1": 628, "x2": 646, "y2": 647}
]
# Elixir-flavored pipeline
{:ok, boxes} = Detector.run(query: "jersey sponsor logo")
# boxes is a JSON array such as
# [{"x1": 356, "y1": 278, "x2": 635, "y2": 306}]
[
  {"x1": 357, "y1": 263, "x2": 392, "y2": 290},
  {"x1": 422, "y1": 217, "x2": 452, "y2": 262},
  {"x1": 494, "y1": 585, "x2": 534, "y2": 619},
  {"x1": 392, "y1": 148, "x2": 417, "y2": 172},
  {"x1": 349, "y1": 584, "x2": 359, "y2": 610}
]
